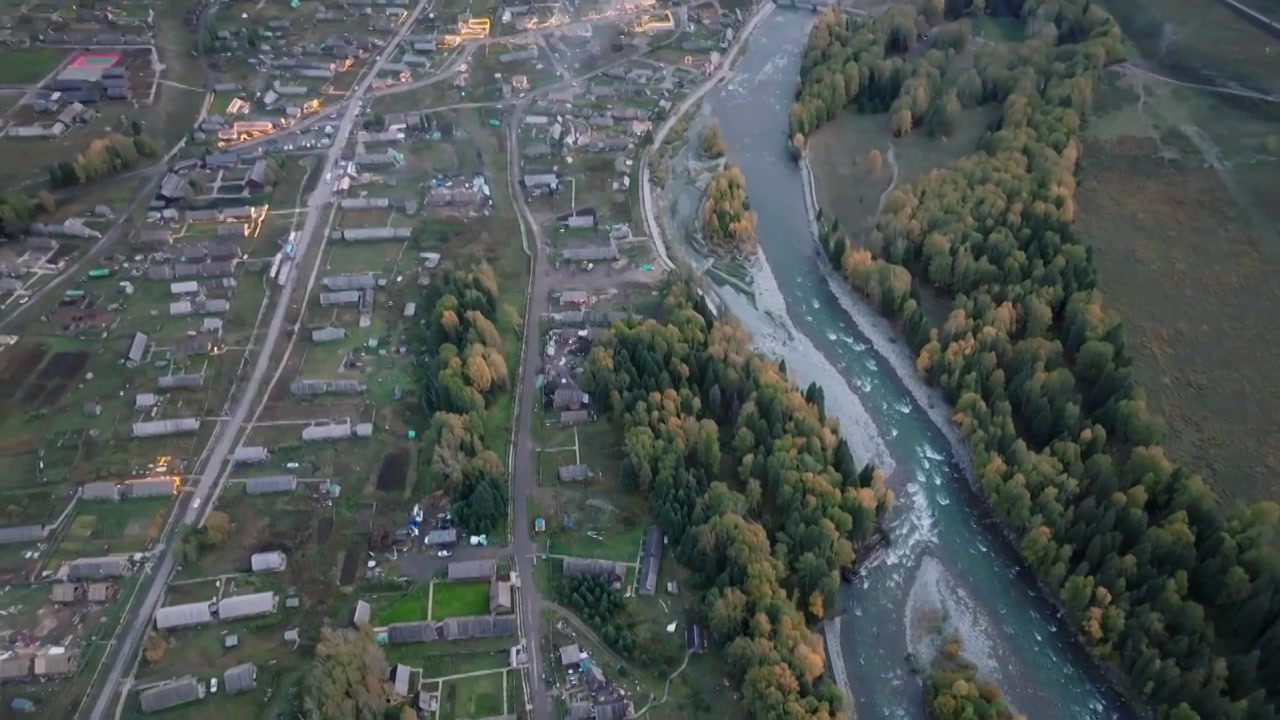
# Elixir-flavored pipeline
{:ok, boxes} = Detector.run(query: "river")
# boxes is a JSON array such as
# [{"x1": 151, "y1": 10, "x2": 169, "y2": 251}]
[{"x1": 696, "y1": 9, "x2": 1136, "y2": 720}]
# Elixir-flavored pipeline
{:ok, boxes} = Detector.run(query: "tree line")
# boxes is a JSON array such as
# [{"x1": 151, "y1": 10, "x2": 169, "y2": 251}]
[
  {"x1": 49, "y1": 131, "x2": 159, "y2": 189},
  {"x1": 796, "y1": 3, "x2": 1280, "y2": 719},
  {"x1": 700, "y1": 165, "x2": 758, "y2": 258},
  {"x1": 582, "y1": 281, "x2": 895, "y2": 719},
  {"x1": 926, "y1": 636, "x2": 1024, "y2": 720},
  {"x1": 0, "y1": 191, "x2": 56, "y2": 239},
  {"x1": 410, "y1": 266, "x2": 510, "y2": 535}
]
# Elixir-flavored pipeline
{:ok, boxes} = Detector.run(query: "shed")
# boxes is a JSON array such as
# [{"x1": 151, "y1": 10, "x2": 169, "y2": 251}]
[
  {"x1": 594, "y1": 700, "x2": 629, "y2": 720},
  {"x1": 135, "y1": 393, "x2": 159, "y2": 410},
  {"x1": 87, "y1": 583, "x2": 114, "y2": 603},
  {"x1": 138, "y1": 677, "x2": 200, "y2": 713},
  {"x1": 251, "y1": 551, "x2": 287, "y2": 573},
  {"x1": 448, "y1": 559, "x2": 496, "y2": 581},
  {"x1": 50, "y1": 583, "x2": 80, "y2": 603},
  {"x1": 155, "y1": 601, "x2": 213, "y2": 630},
  {"x1": 389, "y1": 663, "x2": 412, "y2": 697},
  {"x1": 224, "y1": 663, "x2": 257, "y2": 694},
  {"x1": 312, "y1": 326, "x2": 346, "y2": 343},
  {"x1": 126, "y1": 332, "x2": 149, "y2": 367},
  {"x1": 557, "y1": 464, "x2": 593, "y2": 483},
  {"x1": 489, "y1": 577, "x2": 513, "y2": 614},
  {"x1": 0, "y1": 655, "x2": 31, "y2": 680},
  {"x1": 561, "y1": 557, "x2": 624, "y2": 582},
  {"x1": 33, "y1": 651, "x2": 77, "y2": 677},
  {"x1": 387, "y1": 621, "x2": 437, "y2": 644},
  {"x1": 158, "y1": 374, "x2": 204, "y2": 389},
  {"x1": 424, "y1": 528, "x2": 457, "y2": 546},
  {"x1": 559, "y1": 410, "x2": 592, "y2": 425},
  {"x1": 352, "y1": 600, "x2": 371, "y2": 626},
  {"x1": 132, "y1": 418, "x2": 201, "y2": 437}
]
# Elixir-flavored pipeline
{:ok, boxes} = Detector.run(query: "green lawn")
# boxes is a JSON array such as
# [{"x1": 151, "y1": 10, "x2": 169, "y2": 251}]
[
  {"x1": 0, "y1": 48, "x2": 67, "y2": 84},
  {"x1": 439, "y1": 670, "x2": 507, "y2": 720},
  {"x1": 374, "y1": 585, "x2": 431, "y2": 625},
  {"x1": 53, "y1": 498, "x2": 175, "y2": 559},
  {"x1": 429, "y1": 581, "x2": 492, "y2": 620}
]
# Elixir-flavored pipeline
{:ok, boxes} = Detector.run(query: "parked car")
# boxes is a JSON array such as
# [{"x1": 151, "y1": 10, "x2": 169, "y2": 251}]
[{"x1": 437, "y1": 549, "x2": 452, "y2": 558}]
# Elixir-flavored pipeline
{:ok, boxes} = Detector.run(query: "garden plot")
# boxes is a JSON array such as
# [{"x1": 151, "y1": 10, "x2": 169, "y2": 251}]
[{"x1": 50, "y1": 497, "x2": 173, "y2": 562}]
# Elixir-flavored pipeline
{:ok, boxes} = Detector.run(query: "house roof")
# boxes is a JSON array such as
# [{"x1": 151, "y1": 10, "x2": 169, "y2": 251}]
[
  {"x1": 387, "y1": 621, "x2": 437, "y2": 644},
  {"x1": 440, "y1": 615, "x2": 517, "y2": 640},
  {"x1": 244, "y1": 475, "x2": 297, "y2": 494},
  {"x1": 594, "y1": 700, "x2": 628, "y2": 720},
  {"x1": 50, "y1": 583, "x2": 79, "y2": 603},
  {"x1": 87, "y1": 582, "x2": 113, "y2": 602},
  {"x1": 224, "y1": 662, "x2": 257, "y2": 694},
  {"x1": 139, "y1": 677, "x2": 201, "y2": 713},
  {"x1": 447, "y1": 559, "x2": 496, "y2": 581},
  {"x1": 66, "y1": 556, "x2": 128, "y2": 580},
  {"x1": 217, "y1": 592, "x2": 277, "y2": 620},
  {"x1": 561, "y1": 557, "x2": 624, "y2": 580},
  {"x1": 34, "y1": 651, "x2": 76, "y2": 676},
  {"x1": 155, "y1": 601, "x2": 213, "y2": 630},
  {"x1": 489, "y1": 578, "x2": 513, "y2": 613},
  {"x1": 558, "y1": 643, "x2": 581, "y2": 666},
  {"x1": 424, "y1": 528, "x2": 457, "y2": 546},
  {"x1": 637, "y1": 525, "x2": 663, "y2": 596},
  {"x1": 0, "y1": 655, "x2": 31, "y2": 679},
  {"x1": 0, "y1": 524, "x2": 44, "y2": 544}
]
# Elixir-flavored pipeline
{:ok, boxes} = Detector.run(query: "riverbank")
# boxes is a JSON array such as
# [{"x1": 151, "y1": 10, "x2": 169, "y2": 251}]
[{"x1": 799, "y1": 137, "x2": 1149, "y2": 720}]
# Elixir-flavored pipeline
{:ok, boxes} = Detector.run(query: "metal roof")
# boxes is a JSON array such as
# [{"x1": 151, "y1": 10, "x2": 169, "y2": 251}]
[
  {"x1": 447, "y1": 559, "x2": 496, "y2": 581},
  {"x1": 158, "y1": 374, "x2": 203, "y2": 389},
  {"x1": 129, "y1": 478, "x2": 177, "y2": 498},
  {"x1": 233, "y1": 446, "x2": 270, "y2": 464},
  {"x1": 224, "y1": 662, "x2": 257, "y2": 694},
  {"x1": 250, "y1": 551, "x2": 287, "y2": 573},
  {"x1": 441, "y1": 615, "x2": 517, "y2": 640},
  {"x1": 66, "y1": 556, "x2": 129, "y2": 580},
  {"x1": 318, "y1": 290, "x2": 361, "y2": 306},
  {"x1": 290, "y1": 379, "x2": 365, "y2": 395},
  {"x1": 557, "y1": 465, "x2": 593, "y2": 482},
  {"x1": 561, "y1": 557, "x2": 624, "y2": 580},
  {"x1": 386, "y1": 621, "x2": 437, "y2": 644},
  {"x1": 217, "y1": 591, "x2": 278, "y2": 620},
  {"x1": 322, "y1": 273, "x2": 376, "y2": 290},
  {"x1": 312, "y1": 326, "x2": 346, "y2": 342},
  {"x1": 352, "y1": 600, "x2": 371, "y2": 626},
  {"x1": 302, "y1": 422, "x2": 352, "y2": 441},
  {"x1": 637, "y1": 525, "x2": 662, "y2": 596},
  {"x1": 139, "y1": 677, "x2": 200, "y2": 713},
  {"x1": 155, "y1": 601, "x2": 213, "y2": 630},
  {"x1": 0, "y1": 525, "x2": 43, "y2": 544},
  {"x1": 244, "y1": 475, "x2": 297, "y2": 494},
  {"x1": 80, "y1": 481, "x2": 121, "y2": 500},
  {"x1": 424, "y1": 528, "x2": 457, "y2": 546},
  {"x1": 132, "y1": 418, "x2": 200, "y2": 437}
]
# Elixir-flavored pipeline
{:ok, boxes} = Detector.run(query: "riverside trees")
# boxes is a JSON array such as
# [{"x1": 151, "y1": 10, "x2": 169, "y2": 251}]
[
  {"x1": 699, "y1": 166, "x2": 758, "y2": 257},
  {"x1": 795, "y1": 3, "x2": 1280, "y2": 719},
  {"x1": 582, "y1": 281, "x2": 894, "y2": 719}
]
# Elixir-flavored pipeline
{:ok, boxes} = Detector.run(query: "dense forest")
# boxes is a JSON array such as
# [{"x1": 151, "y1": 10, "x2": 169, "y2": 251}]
[
  {"x1": 793, "y1": 2, "x2": 1280, "y2": 719},
  {"x1": 699, "y1": 166, "x2": 758, "y2": 257},
  {"x1": 410, "y1": 266, "x2": 510, "y2": 535},
  {"x1": 582, "y1": 282, "x2": 894, "y2": 718},
  {"x1": 926, "y1": 636, "x2": 1024, "y2": 720}
]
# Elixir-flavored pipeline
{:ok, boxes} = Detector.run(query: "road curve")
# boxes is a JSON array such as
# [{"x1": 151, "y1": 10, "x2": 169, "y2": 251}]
[
  {"x1": 638, "y1": 3, "x2": 773, "y2": 271},
  {"x1": 81, "y1": 3, "x2": 436, "y2": 717}
]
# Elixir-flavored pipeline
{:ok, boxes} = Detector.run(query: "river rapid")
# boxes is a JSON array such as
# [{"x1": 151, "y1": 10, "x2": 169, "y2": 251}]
[{"x1": 697, "y1": 10, "x2": 1137, "y2": 720}]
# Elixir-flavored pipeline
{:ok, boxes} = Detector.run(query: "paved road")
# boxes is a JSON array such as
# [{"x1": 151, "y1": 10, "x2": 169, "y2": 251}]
[
  {"x1": 506, "y1": 100, "x2": 555, "y2": 720},
  {"x1": 81, "y1": 3, "x2": 435, "y2": 717}
]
